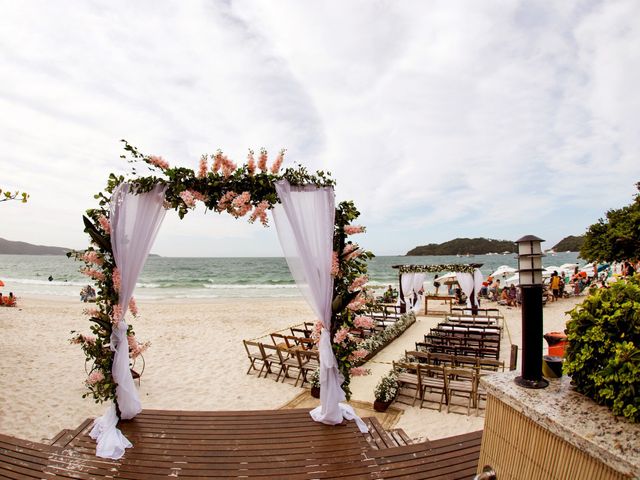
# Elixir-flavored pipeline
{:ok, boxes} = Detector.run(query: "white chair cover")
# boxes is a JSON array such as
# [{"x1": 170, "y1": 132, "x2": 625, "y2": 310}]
[
  {"x1": 90, "y1": 182, "x2": 167, "y2": 460},
  {"x1": 273, "y1": 180, "x2": 367, "y2": 433}
]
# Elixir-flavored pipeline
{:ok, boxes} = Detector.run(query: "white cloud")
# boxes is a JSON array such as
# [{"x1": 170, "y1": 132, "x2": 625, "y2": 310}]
[{"x1": 1, "y1": 0, "x2": 639, "y2": 255}]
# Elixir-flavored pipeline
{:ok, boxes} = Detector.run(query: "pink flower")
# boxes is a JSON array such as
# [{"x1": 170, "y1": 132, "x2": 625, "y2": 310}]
[
  {"x1": 247, "y1": 150, "x2": 256, "y2": 176},
  {"x1": 333, "y1": 326, "x2": 350, "y2": 346},
  {"x1": 354, "y1": 315, "x2": 374, "y2": 329},
  {"x1": 128, "y1": 334, "x2": 150, "y2": 359},
  {"x1": 217, "y1": 191, "x2": 238, "y2": 211},
  {"x1": 344, "y1": 225, "x2": 365, "y2": 235},
  {"x1": 231, "y1": 191, "x2": 252, "y2": 217},
  {"x1": 81, "y1": 334, "x2": 96, "y2": 344},
  {"x1": 97, "y1": 215, "x2": 110, "y2": 234},
  {"x1": 349, "y1": 349, "x2": 369, "y2": 361},
  {"x1": 270, "y1": 149, "x2": 285, "y2": 174},
  {"x1": 198, "y1": 155, "x2": 208, "y2": 178},
  {"x1": 311, "y1": 320, "x2": 323, "y2": 344},
  {"x1": 179, "y1": 190, "x2": 197, "y2": 208},
  {"x1": 192, "y1": 191, "x2": 208, "y2": 203},
  {"x1": 249, "y1": 200, "x2": 269, "y2": 226},
  {"x1": 80, "y1": 267, "x2": 105, "y2": 282},
  {"x1": 212, "y1": 151, "x2": 223, "y2": 172},
  {"x1": 112, "y1": 268, "x2": 121, "y2": 292},
  {"x1": 349, "y1": 275, "x2": 368, "y2": 292},
  {"x1": 82, "y1": 308, "x2": 100, "y2": 317},
  {"x1": 111, "y1": 304, "x2": 123, "y2": 327},
  {"x1": 347, "y1": 294, "x2": 366, "y2": 312},
  {"x1": 330, "y1": 251, "x2": 340, "y2": 277},
  {"x1": 342, "y1": 243, "x2": 362, "y2": 261},
  {"x1": 83, "y1": 251, "x2": 103, "y2": 266},
  {"x1": 129, "y1": 297, "x2": 138, "y2": 317},
  {"x1": 349, "y1": 367, "x2": 370, "y2": 377},
  {"x1": 148, "y1": 155, "x2": 170, "y2": 170},
  {"x1": 258, "y1": 148, "x2": 268, "y2": 172},
  {"x1": 87, "y1": 370, "x2": 104, "y2": 385}
]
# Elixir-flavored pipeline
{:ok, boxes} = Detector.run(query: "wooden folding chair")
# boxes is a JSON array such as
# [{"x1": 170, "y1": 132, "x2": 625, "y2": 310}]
[
  {"x1": 243, "y1": 340, "x2": 269, "y2": 378},
  {"x1": 260, "y1": 343, "x2": 283, "y2": 380},
  {"x1": 445, "y1": 367, "x2": 477, "y2": 415},
  {"x1": 393, "y1": 361, "x2": 422, "y2": 406},
  {"x1": 296, "y1": 349, "x2": 319, "y2": 387},
  {"x1": 418, "y1": 364, "x2": 447, "y2": 411}
]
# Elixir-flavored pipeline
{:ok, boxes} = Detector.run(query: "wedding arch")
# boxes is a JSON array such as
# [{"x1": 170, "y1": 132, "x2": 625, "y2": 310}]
[{"x1": 71, "y1": 141, "x2": 375, "y2": 458}]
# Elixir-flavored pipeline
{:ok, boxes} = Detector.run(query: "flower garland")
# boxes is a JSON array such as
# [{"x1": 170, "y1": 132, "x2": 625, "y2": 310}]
[
  {"x1": 395, "y1": 264, "x2": 481, "y2": 274},
  {"x1": 70, "y1": 141, "x2": 373, "y2": 407}
]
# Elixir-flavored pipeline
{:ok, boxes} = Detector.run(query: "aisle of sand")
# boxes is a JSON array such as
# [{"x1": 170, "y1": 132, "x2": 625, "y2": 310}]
[{"x1": 0, "y1": 294, "x2": 583, "y2": 443}]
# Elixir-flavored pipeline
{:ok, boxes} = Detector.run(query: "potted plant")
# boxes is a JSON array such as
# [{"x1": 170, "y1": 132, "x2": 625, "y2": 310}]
[
  {"x1": 310, "y1": 367, "x2": 321, "y2": 398},
  {"x1": 373, "y1": 371, "x2": 399, "y2": 412}
]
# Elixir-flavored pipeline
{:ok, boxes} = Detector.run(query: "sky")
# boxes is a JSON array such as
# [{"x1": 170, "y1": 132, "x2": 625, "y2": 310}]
[{"x1": 1, "y1": 0, "x2": 639, "y2": 257}]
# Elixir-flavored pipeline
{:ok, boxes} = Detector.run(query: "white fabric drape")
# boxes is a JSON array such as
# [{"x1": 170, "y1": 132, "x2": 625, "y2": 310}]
[
  {"x1": 90, "y1": 182, "x2": 167, "y2": 460},
  {"x1": 457, "y1": 272, "x2": 474, "y2": 308},
  {"x1": 473, "y1": 269, "x2": 484, "y2": 307},
  {"x1": 457, "y1": 269, "x2": 484, "y2": 308},
  {"x1": 272, "y1": 180, "x2": 367, "y2": 433},
  {"x1": 400, "y1": 273, "x2": 414, "y2": 309},
  {"x1": 411, "y1": 273, "x2": 426, "y2": 312}
]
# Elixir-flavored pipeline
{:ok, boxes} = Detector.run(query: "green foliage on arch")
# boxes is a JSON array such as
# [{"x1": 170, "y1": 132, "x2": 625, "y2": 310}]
[{"x1": 70, "y1": 141, "x2": 374, "y2": 407}]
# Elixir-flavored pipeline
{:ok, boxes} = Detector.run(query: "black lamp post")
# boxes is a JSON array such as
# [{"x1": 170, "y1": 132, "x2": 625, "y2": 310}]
[{"x1": 514, "y1": 235, "x2": 549, "y2": 389}]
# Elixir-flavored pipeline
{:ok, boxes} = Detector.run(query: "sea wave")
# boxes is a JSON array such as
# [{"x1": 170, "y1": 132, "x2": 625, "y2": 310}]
[
  {"x1": 202, "y1": 283, "x2": 297, "y2": 290},
  {"x1": 1, "y1": 277, "x2": 86, "y2": 287}
]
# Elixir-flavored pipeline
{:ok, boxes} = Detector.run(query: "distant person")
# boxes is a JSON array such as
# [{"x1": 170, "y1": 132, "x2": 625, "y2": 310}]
[
  {"x1": 625, "y1": 261, "x2": 635, "y2": 277},
  {"x1": 433, "y1": 275, "x2": 441, "y2": 295},
  {"x1": 549, "y1": 272, "x2": 560, "y2": 301}
]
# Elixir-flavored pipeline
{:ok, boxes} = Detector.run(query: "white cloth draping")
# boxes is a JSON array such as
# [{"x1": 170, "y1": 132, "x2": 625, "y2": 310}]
[
  {"x1": 473, "y1": 269, "x2": 484, "y2": 307},
  {"x1": 411, "y1": 273, "x2": 426, "y2": 312},
  {"x1": 457, "y1": 269, "x2": 484, "y2": 308},
  {"x1": 91, "y1": 182, "x2": 167, "y2": 460},
  {"x1": 457, "y1": 272, "x2": 474, "y2": 308},
  {"x1": 89, "y1": 404, "x2": 132, "y2": 459},
  {"x1": 400, "y1": 273, "x2": 414, "y2": 310},
  {"x1": 272, "y1": 180, "x2": 367, "y2": 433}
]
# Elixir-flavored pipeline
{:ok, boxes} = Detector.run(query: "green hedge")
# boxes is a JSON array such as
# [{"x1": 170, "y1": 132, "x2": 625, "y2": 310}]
[{"x1": 564, "y1": 275, "x2": 640, "y2": 422}]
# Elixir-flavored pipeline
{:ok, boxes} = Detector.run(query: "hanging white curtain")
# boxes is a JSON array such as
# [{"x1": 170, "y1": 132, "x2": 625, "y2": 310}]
[
  {"x1": 410, "y1": 273, "x2": 426, "y2": 312},
  {"x1": 90, "y1": 182, "x2": 167, "y2": 460},
  {"x1": 473, "y1": 269, "x2": 484, "y2": 307},
  {"x1": 272, "y1": 180, "x2": 367, "y2": 433},
  {"x1": 399, "y1": 272, "x2": 414, "y2": 309},
  {"x1": 457, "y1": 272, "x2": 475, "y2": 308}
]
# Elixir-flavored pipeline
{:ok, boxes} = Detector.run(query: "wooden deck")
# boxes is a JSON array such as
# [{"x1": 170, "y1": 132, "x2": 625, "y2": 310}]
[{"x1": 0, "y1": 408, "x2": 482, "y2": 479}]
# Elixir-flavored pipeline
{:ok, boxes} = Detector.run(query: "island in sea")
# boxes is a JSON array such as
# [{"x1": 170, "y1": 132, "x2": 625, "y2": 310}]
[
  {"x1": 0, "y1": 237, "x2": 70, "y2": 255},
  {"x1": 406, "y1": 235, "x2": 584, "y2": 256}
]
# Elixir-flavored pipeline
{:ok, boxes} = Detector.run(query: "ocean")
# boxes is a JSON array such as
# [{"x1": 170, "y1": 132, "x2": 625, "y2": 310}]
[{"x1": 0, "y1": 252, "x2": 581, "y2": 300}]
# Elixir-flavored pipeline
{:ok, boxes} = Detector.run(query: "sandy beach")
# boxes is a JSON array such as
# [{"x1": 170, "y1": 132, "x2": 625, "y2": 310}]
[{"x1": 0, "y1": 293, "x2": 583, "y2": 444}]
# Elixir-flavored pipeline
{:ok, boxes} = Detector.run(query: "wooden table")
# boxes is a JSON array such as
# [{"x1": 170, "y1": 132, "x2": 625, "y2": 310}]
[{"x1": 424, "y1": 295, "x2": 455, "y2": 316}]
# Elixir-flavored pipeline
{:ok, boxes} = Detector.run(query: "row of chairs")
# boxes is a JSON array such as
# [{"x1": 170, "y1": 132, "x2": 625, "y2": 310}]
[
  {"x1": 393, "y1": 361, "x2": 487, "y2": 415},
  {"x1": 405, "y1": 350, "x2": 505, "y2": 375},
  {"x1": 416, "y1": 341, "x2": 500, "y2": 360},
  {"x1": 243, "y1": 340, "x2": 319, "y2": 387}
]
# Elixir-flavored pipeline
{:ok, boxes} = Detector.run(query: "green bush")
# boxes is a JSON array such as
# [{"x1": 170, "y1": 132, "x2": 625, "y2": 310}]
[{"x1": 564, "y1": 275, "x2": 640, "y2": 422}]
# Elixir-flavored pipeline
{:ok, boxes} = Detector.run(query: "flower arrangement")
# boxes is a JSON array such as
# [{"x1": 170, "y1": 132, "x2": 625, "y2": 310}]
[
  {"x1": 358, "y1": 312, "x2": 416, "y2": 357},
  {"x1": 310, "y1": 367, "x2": 321, "y2": 389},
  {"x1": 374, "y1": 371, "x2": 399, "y2": 403},
  {"x1": 68, "y1": 141, "x2": 338, "y2": 407}
]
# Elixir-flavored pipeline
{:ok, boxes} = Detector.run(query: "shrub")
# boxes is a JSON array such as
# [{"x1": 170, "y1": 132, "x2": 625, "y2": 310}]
[
  {"x1": 564, "y1": 275, "x2": 640, "y2": 422},
  {"x1": 374, "y1": 371, "x2": 399, "y2": 403}
]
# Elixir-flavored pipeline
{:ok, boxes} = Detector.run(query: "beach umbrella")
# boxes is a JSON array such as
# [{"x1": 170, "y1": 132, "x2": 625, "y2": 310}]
[
  {"x1": 490, "y1": 266, "x2": 516, "y2": 278},
  {"x1": 504, "y1": 274, "x2": 519, "y2": 286},
  {"x1": 0, "y1": 280, "x2": 4, "y2": 287}
]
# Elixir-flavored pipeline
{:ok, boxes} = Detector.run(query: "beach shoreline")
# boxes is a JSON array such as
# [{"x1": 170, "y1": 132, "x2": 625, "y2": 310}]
[{"x1": 0, "y1": 293, "x2": 583, "y2": 444}]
